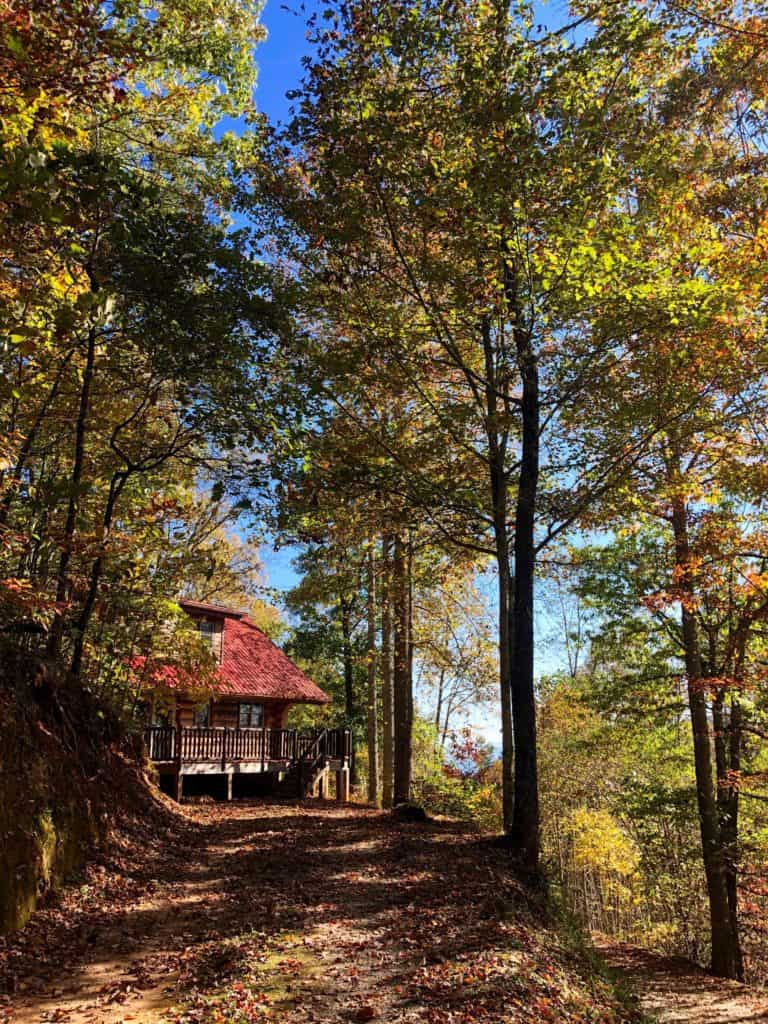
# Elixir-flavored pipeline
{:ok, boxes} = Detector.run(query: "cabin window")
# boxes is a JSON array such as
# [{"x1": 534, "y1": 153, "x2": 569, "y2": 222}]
[
  {"x1": 193, "y1": 703, "x2": 211, "y2": 728},
  {"x1": 239, "y1": 702, "x2": 264, "y2": 729},
  {"x1": 197, "y1": 619, "x2": 215, "y2": 645}
]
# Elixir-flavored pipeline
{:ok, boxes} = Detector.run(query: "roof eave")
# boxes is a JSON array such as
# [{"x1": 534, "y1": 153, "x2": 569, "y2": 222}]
[{"x1": 215, "y1": 693, "x2": 330, "y2": 704}]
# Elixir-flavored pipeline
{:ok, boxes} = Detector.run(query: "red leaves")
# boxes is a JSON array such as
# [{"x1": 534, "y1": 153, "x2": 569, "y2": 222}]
[{"x1": 688, "y1": 674, "x2": 739, "y2": 694}]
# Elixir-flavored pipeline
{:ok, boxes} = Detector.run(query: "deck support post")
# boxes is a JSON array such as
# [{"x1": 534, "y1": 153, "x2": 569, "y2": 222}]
[
  {"x1": 174, "y1": 771, "x2": 184, "y2": 802},
  {"x1": 174, "y1": 715, "x2": 182, "y2": 795},
  {"x1": 336, "y1": 768, "x2": 350, "y2": 803},
  {"x1": 226, "y1": 771, "x2": 233, "y2": 802},
  {"x1": 317, "y1": 770, "x2": 326, "y2": 800}
]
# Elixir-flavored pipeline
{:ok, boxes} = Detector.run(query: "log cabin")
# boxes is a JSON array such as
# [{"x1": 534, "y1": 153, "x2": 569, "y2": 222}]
[{"x1": 143, "y1": 600, "x2": 351, "y2": 802}]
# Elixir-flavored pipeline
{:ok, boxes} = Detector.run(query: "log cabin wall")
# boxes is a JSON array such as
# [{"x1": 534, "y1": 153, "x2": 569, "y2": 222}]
[
  {"x1": 212, "y1": 700, "x2": 291, "y2": 729},
  {"x1": 211, "y1": 619, "x2": 224, "y2": 662},
  {"x1": 176, "y1": 698, "x2": 292, "y2": 729},
  {"x1": 212, "y1": 699, "x2": 239, "y2": 729},
  {"x1": 176, "y1": 700, "x2": 199, "y2": 728},
  {"x1": 264, "y1": 702, "x2": 290, "y2": 728}
]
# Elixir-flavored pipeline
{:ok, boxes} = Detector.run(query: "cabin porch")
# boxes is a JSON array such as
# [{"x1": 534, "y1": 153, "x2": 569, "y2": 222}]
[{"x1": 144, "y1": 725, "x2": 352, "y2": 802}]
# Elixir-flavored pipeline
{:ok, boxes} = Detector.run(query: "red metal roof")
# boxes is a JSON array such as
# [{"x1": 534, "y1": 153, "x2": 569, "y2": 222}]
[{"x1": 179, "y1": 601, "x2": 330, "y2": 704}]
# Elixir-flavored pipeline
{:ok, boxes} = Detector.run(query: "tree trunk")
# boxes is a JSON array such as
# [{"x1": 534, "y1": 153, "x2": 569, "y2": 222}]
[
  {"x1": 69, "y1": 471, "x2": 127, "y2": 679},
  {"x1": 393, "y1": 531, "x2": 412, "y2": 805},
  {"x1": 381, "y1": 534, "x2": 394, "y2": 808},
  {"x1": 481, "y1": 314, "x2": 515, "y2": 834},
  {"x1": 493, "y1": 474, "x2": 515, "y2": 835},
  {"x1": 47, "y1": 324, "x2": 98, "y2": 660},
  {"x1": 340, "y1": 595, "x2": 357, "y2": 787},
  {"x1": 509, "y1": 323, "x2": 540, "y2": 875},
  {"x1": 340, "y1": 596, "x2": 355, "y2": 720},
  {"x1": 435, "y1": 668, "x2": 445, "y2": 735},
  {"x1": 366, "y1": 542, "x2": 379, "y2": 805},
  {"x1": 723, "y1": 692, "x2": 744, "y2": 980},
  {"x1": 440, "y1": 692, "x2": 455, "y2": 750},
  {"x1": 406, "y1": 530, "x2": 415, "y2": 752},
  {"x1": 493, "y1": 484, "x2": 515, "y2": 834},
  {"x1": 670, "y1": 496, "x2": 742, "y2": 979}
]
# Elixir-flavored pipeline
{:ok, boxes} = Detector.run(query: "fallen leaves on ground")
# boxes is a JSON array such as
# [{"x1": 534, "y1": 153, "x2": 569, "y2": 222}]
[{"x1": 1, "y1": 801, "x2": 640, "y2": 1024}]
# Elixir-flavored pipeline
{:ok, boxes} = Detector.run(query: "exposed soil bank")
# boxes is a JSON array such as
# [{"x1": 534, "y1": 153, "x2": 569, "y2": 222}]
[{"x1": 0, "y1": 688, "x2": 168, "y2": 934}]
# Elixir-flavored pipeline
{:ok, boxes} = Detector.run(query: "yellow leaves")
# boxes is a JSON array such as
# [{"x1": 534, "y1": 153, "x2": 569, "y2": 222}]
[
  {"x1": 49, "y1": 266, "x2": 84, "y2": 300},
  {"x1": 1, "y1": 87, "x2": 52, "y2": 150},
  {"x1": 567, "y1": 807, "x2": 640, "y2": 879},
  {"x1": 739, "y1": 569, "x2": 768, "y2": 594}
]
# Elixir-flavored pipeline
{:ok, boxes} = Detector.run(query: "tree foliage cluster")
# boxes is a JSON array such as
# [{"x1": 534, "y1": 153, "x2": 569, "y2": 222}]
[{"x1": 0, "y1": 0, "x2": 275, "y2": 715}]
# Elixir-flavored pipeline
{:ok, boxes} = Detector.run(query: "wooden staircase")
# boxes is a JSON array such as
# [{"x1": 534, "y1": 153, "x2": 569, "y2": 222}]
[{"x1": 275, "y1": 729, "x2": 334, "y2": 798}]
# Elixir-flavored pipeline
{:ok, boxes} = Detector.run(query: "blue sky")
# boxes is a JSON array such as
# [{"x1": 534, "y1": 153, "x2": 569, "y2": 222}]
[
  {"x1": 256, "y1": 1, "x2": 318, "y2": 125},
  {"x1": 252, "y1": 0, "x2": 317, "y2": 594},
  {"x1": 254, "y1": 0, "x2": 574, "y2": 131}
]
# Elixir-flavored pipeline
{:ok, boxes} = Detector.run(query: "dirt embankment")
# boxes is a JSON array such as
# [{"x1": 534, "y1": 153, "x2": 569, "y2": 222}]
[
  {"x1": 0, "y1": 687, "x2": 171, "y2": 935},
  {"x1": 598, "y1": 942, "x2": 768, "y2": 1024}
]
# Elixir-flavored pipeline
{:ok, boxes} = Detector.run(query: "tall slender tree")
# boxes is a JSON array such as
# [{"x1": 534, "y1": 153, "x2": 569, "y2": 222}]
[{"x1": 366, "y1": 541, "x2": 379, "y2": 804}]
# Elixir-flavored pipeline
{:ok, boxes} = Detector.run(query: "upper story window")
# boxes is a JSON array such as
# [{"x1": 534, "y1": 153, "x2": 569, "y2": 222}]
[
  {"x1": 239, "y1": 702, "x2": 264, "y2": 729},
  {"x1": 197, "y1": 619, "x2": 215, "y2": 644},
  {"x1": 193, "y1": 703, "x2": 211, "y2": 728},
  {"x1": 196, "y1": 618, "x2": 223, "y2": 664}
]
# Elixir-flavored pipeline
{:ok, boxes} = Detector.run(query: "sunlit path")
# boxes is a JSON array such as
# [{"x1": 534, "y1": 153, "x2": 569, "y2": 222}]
[{"x1": 598, "y1": 941, "x2": 768, "y2": 1024}]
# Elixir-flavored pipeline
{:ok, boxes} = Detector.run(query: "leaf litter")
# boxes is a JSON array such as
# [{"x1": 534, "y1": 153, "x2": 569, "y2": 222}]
[{"x1": 2, "y1": 800, "x2": 643, "y2": 1024}]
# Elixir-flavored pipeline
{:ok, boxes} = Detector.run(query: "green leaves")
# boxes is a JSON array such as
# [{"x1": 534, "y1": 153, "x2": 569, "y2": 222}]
[{"x1": 0, "y1": 0, "x2": 276, "y2": 699}]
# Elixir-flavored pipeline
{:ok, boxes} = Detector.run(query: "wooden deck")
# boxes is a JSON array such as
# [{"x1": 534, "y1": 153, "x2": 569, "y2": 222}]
[{"x1": 143, "y1": 726, "x2": 352, "y2": 801}]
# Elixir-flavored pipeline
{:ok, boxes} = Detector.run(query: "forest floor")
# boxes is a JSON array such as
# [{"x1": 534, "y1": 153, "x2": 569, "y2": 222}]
[
  {"x1": 597, "y1": 941, "x2": 768, "y2": 1024},
  {"x1": 0, "y1": 799, "x2": 764, "y2": 1024}
]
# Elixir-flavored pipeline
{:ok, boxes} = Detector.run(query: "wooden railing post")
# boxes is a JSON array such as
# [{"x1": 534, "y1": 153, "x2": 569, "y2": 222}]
[
  {"x1": 174, "y1": 724, "x2": 182, "y2": 801},
  {"x1": 221, "y1": 728, "x2": 227, "y2": 771}
]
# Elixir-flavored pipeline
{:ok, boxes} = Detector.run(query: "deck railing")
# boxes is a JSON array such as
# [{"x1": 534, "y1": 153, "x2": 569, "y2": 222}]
[{"x1": 143, "y1": 725, "x2": 352, "y2": 766}]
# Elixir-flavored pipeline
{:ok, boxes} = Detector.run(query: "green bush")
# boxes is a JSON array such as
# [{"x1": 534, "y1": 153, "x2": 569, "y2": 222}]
[{"x1": 410, "y1": 719, "x2": 503, "y2": 832}]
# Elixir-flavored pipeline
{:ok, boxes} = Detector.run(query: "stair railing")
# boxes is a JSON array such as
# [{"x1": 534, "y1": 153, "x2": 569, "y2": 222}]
[
  {"x1": 302, "y1": 728, "x2": 328, "y2": 768},
  {"x1": 298, "y1": 728, "x2": 328, "y2": 796}
]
